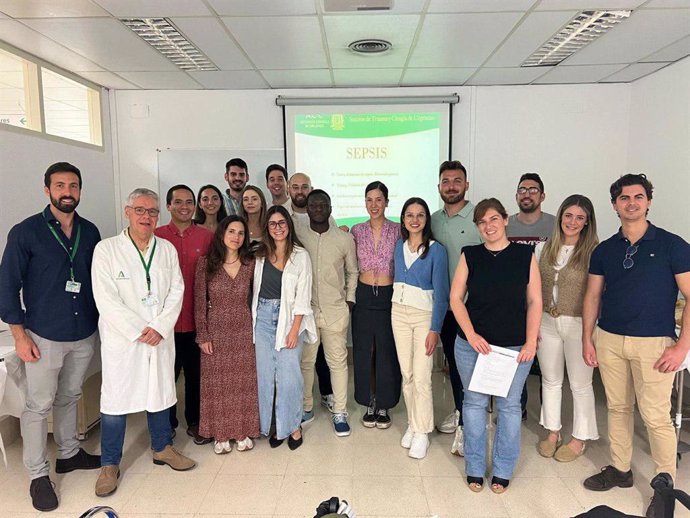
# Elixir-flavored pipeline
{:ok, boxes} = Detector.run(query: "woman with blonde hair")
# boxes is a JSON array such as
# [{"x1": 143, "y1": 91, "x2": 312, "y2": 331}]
[
  {"x1": 536, "y1": 194, "x2": 600, "y2": 462},
  {"x1": 238, "y1": 185, "x2": 267, "y2": 245}
]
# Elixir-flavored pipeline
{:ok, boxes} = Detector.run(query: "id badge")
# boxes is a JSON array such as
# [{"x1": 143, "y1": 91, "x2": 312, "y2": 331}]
[
  {"x1": 65, "y1": 280, "x2": 82, "y2": 293},
  {"x1": 141, "y1": 293, "x2": 159, "y2": 307}
]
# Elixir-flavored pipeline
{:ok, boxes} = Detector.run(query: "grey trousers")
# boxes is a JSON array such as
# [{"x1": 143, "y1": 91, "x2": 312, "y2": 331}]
[{"x1": 22, "y1": 330, "x2": 96, "y2": 480}]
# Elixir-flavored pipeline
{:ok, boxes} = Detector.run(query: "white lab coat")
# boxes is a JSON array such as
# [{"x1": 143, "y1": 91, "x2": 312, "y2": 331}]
[{"x1": 92, "y1": 229, "x2": 184, "y2": 415}]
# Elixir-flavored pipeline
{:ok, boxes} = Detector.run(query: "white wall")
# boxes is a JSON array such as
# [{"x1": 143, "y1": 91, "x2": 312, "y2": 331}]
[
  {"x1": 113, "y1": 83, "x2": 636, "y2": 237},
  {"x1": 0, "y1": 90, "x2": 117, "y2": 252},
  {"x1": 627, "y1": 57, "x2": 690, "y2": 241}
]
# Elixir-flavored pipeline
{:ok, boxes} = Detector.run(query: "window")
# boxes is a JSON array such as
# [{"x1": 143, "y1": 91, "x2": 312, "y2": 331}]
[
  {"x1": 0, "y1": 48, "x2": 40, "y2": 131},
  {"x1": 0, "y1": 44, "x2": 103, "y2": 147}
]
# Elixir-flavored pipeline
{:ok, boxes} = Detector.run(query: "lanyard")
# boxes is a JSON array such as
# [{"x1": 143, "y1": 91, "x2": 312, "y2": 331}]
[
  {"x1": 128, "y1": 232, "x2": 157, "y2": 294},
  {"x1": 44, "y1": 218, "x2": 81, "y2": 282}
]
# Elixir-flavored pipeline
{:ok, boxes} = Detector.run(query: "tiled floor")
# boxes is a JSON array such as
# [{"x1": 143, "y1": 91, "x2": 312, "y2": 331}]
[{"x1": 1, "y1": 372, "x2": 690, "y2": 518}]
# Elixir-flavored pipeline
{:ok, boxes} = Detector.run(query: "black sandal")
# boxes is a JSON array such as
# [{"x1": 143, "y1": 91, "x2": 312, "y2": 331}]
[
  {"x1": 490, "y1": 476, "x2": 510, "y2": 494},
  {"x1": 288, "y1": 427, "x2": 303, "y2": 450},
  {"x1": 269, "y1": 435, "x2": 284, "y2": 448},
  {"x1": 467, "y1": 476, "x2": 484, "y2": 492}
]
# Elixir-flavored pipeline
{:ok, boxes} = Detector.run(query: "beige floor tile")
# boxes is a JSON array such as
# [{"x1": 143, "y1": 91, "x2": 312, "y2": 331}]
[
  {"x1": 0, "y1": 470, "x2": 39, "y2": 512},
  {"x1": 423, "y1": 475, "x2": 509, "y2": 518},
  {"x1": 285, "y1": 442, "x2": 354, "y2": 476},
  {"x1": 197, "y1": 474, "x2": 282, "y2": 515},
  {"x1": 274, "y1": 474, "x2": 352, "y2": 516},
  {"x1": 561, "y1": 476, "x2": 650, "y2": 516},
  {"x1": 499, "y1": 477, "x2": 585, "y2": 518},
  {"x1": 122, "y1": 472, "x2": 215, "y2": 515},
  {"x1": 0, "y1": 513, "x2": 38, "y2": 518},
  {"x1": 418, "y1": 442, "x2": 464, "y2": 477},
  {"x1": 352, "y1": 476, "x2": 428, "y2": 517},
  {"x1": 217, "y1": 438, "x2": 290, "y2": 475},
  {"x1": 54, "y1": 470, "x2": 144, "y2": 513},
  {"x1": 353, "y1": 443, "x2": 421, "y2": 477}
]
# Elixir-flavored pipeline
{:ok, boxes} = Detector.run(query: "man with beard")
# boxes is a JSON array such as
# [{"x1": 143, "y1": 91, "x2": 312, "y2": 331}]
[
  {"x1": 430, "y1": 160, "x2": 482, "y2": 457},
  {"x1": 0, "y1": 162, "x2": 102, "y2": 511},
  {"x1": 296, "y1": 190, "x2": 358, "y2": 436},
  {"x1": 506, "y1": 172, "x2": 556, "y2": 246},
  {"x1": 287, "y1": 172, "x2": 313, "y2": 223},
  {"x1": 223, "y1": 157, "x2": 249, "y2": 216},
  {"x1": 507, "y1": 172, "x2": 555, "y2": 422}
]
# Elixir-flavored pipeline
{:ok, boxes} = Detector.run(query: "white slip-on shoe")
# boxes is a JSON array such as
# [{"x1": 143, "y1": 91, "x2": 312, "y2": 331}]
[
  {"x1": 408, "y1": 433, "x2": 430, "y2": 459},
  {"x1": 401, "y1": 426, "x2": 415, "y2": 449},
  {"x1": 236, "y1": 437, "x2": 254, "y2": 452},
  {"x1": 437, "y1": 410, "x2": 460, "y2": 434},
  {"x1": 450, "y1": 426, "x2": 464, "y2": 457}
]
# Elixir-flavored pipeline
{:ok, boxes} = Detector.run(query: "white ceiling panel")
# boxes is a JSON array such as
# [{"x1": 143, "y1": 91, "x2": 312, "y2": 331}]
[
  {"x1": 208, "y1": 0, "x2": 316, "y2": 16},
  {"x1": 643, "y1": 0, "x2": 690, "y2": 7},
  {"x1": 467, "y1": 66, "x2": 549, "y2": 84},
  {"x1": 222, "y1": 16, "x2": 328, "y2": 69},
  {"x1": 118, "y1": 71, "x2": 202, "y2": 89},
  {"x1": 535, "y1": 0, "x2": 645, "y2": 10},
  {"x1": 402, "y1": 67, "x2": 475, "y2": 85},
  {"x1": 410, "y1": 12, "x2": 524, "y2": 67},
  {"x1": 428, "y1": 0, "x2": 536, "y2": 12},
  {"x1": 187, "y1": 70, "x2": 267, "y2": 89},
  {"x1": 321, "y1": 0, "x2": 428, "y2": 13},
  {"x1": 0, "y1": 19, "x2": 104, "y2": 72},
  {"x1": 534, "y1": 63, "x2": 626, "y2": 82},
  {"x1": 92, "y1": 0, "x2": 212, "y2": 17},
  {"x1": 263, "y1": 69, "x2": 332, "y2": 88},
  {"x1": 486, "y1": 10, "x2": 577, "y2": 66},
  {"x1": 600, "y1": 62, "x2": 670, "y2": 81},
  {"x1": 641, "y1": 35, "x2": 690, "y2": 62},
  {"x1": 333, "y1": 67, "x2": 403, "y2": 86},
  {"x1": 0, "y1": 0, "x2": 109, "y2": 18},
  {"x1": 21, "y1": 17, "x2": 178, "y2": 71},
  {"x1": 325, "y1": 14, "x2": 420, "y2": 68},
  {"x1": 171, "y1": 17, "x2": 253, "y2": 70},
  {"x1": 565, "y1": 9, "x2": 690, "y2": 65},
  {"x1": 75, "y1": 70, "x2": 140, "y2": 89}
]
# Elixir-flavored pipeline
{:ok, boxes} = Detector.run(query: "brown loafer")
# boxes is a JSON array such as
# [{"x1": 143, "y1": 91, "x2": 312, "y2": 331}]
[
  {"x1": 152, "y1": 445, "x2": 197, "y2": 471},
  {"x1": 95, "y1": 465, "x2": 120, "y2": 497},
  {"x1": 537, "y1": 435, "x2": 561, "y2": 458},
  {"x1": 554, "y1": 441, "x2": 586, "y2": 462}
]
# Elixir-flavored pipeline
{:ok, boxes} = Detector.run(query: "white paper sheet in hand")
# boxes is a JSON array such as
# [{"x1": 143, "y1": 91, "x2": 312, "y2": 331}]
[{"x1": 468, "y1": 345, "x2": 519, "y2": 398}]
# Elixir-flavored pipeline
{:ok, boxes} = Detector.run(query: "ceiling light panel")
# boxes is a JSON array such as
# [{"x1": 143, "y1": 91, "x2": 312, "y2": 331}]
[
  {"x1": 522, "y1": 10, "x2": 632, "y2": 67},
  {"x1": 121, "y1": 18, "x2": 218, "y2": 71}
]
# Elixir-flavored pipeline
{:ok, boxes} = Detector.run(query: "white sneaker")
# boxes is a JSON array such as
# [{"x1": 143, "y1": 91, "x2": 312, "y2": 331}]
[
  {"x1": 236, "y1": 437, "x2": 254, "y2": 452},
  {"x1": 437, "y1": 410, "x2": 459, "y2": 434},
  {"x1": 401, "y1": 427, "x2": 414, "y2": 449},
  {"x1": 214, "y1": 440, "x2": 231, "y2": 455},
  {"x1": 408, "y1": 433, "x2": 429, "y2": 459},
  {"x1": 450, "y1": 426, "x2": 464, "y2": 457},
  {"x1": 320, "y1": 394, "x2": 336, "y2": 413}
]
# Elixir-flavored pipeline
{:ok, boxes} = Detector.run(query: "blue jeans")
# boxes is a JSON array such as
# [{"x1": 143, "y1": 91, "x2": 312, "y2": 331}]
[
  {"x1": 455, "y1": 337, "x2": 533, "y2": 480},
  {"x1": 255, "y1": 298, "x2": 304, "y2": 440},
  {"x1": 101, "y1": 409, "x2": 172, "y2": 466}
]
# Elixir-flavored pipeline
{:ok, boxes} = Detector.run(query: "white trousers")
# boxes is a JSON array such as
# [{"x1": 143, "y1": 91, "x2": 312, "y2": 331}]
[{"x1": 537, "y1": 313, "x2": 599, "y2": 441}]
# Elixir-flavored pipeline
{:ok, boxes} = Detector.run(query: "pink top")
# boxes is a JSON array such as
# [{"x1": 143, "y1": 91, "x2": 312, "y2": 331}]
[{"x1": 351, "y1": 219, "x2": 400, "y2": 278}]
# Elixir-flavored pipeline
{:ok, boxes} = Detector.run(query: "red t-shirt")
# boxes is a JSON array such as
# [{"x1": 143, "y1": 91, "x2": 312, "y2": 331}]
[{"x1": 155, "y1": 222, "x2": 213, "y2": 333}]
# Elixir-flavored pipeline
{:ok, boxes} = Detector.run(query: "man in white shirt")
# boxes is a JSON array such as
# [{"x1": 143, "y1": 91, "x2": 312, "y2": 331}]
[{"x1": 91, "y1": 188, "x2": 196, "y2": 498}]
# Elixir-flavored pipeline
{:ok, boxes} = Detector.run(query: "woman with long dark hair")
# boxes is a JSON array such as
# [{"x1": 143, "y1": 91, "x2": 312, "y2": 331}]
[
  {"x1": 392, "y1": 197, "x2": 449, "y2": 459},
  {"x1": 194, "y1": 215, "x2": 259, "y2": 455},
  {"x1": 450, "y1": 198, "x2": 542, "y2": 494},
  {"x1": 536, "y1": 195, "x2": 599, "y2": 462},
  {"x1": 194, "y1": 185, "x2": 228, "y2": 234},
  {"x1": 251, "y1": 205, "x2": 316, "y2": 450},
  {"x1": 351, "y1": 181, "x2": 401, "y2": 429}
]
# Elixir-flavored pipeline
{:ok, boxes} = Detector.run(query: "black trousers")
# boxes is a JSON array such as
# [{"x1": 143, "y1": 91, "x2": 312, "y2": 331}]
[
  {"x1": 315, "y1": 343, "x2": 332, "y2": 396},
  {"x1": 352, "y1": 282, "x2": 401, "y2": 409},
  {"x1": 169, "y1": 331, "x2": 201, "y2": 429},
  {"x1": 440, "y1": 311, "x2": 464, "y2": 425}
]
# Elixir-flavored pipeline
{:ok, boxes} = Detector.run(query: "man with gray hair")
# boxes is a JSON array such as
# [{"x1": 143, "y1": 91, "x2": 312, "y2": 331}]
[{"x1": 91, "y1": 188, "x2": 196, "y2": 498}]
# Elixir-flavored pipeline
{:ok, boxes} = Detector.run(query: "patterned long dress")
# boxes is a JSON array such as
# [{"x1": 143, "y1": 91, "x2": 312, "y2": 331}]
[{"x1": 194, "y1": 256, "x2": 260, "y2": 441}]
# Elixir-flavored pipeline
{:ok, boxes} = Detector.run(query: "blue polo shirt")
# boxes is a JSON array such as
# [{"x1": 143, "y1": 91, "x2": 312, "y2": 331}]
[
  {"x1": 0, "y1": 206, "x2": 101, "y2": 342},
  {"x1": 589, "y1": 223, "x2": 690, "y2": 338}
]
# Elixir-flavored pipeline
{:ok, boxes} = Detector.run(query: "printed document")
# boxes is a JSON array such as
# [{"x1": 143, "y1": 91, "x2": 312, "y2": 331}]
[{"x1": 468, "y1": 345, "x2": 519, "y2": 398}]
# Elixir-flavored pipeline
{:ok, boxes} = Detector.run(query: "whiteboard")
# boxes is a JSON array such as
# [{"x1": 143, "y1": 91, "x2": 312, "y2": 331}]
[{"x1": 157, "y1": 148, "x2": 284, "y2": 225}]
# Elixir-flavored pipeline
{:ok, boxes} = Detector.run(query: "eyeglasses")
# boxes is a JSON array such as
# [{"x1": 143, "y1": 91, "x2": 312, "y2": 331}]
[
  {"x1": 268, "y1": 220, "x2": 288, "y2": 230},
  {"x1": 128, "y1": 206, "x2": 160, "y2": 217},
  {"x1": 517, "y1": 187, "x2": 541, "y2": 195},
  {"x1": 623, "y1": 245, "x2": 638, "y2": 269}
]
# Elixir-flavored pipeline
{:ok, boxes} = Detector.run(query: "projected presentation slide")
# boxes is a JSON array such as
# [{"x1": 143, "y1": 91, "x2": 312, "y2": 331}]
[{"x1": 291, "y1": 110, "x2": 447, "y2": 228}]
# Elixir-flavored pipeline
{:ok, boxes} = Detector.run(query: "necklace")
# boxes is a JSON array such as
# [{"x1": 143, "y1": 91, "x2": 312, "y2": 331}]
[
  {"x1": 224, "y1": 257, "x2": 239, "y2": 265},
  {"x1": 485, "y1": 243, "x2": 510, "y2": 257}
]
